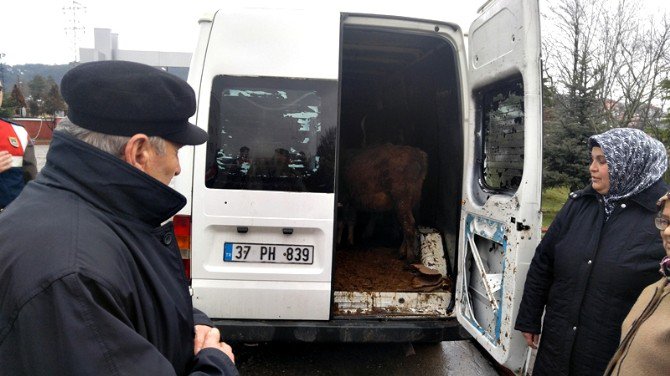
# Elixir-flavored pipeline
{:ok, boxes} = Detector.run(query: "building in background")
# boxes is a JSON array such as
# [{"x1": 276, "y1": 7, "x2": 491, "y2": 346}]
[
  {"x1": 79, "y1": 28, "x2": 191, "y2": 79},
  {"x1": 5, "y1": 28, "x2": 193, "y2": 144}
]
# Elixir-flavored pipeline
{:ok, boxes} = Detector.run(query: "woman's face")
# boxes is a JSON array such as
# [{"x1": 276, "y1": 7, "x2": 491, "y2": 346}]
[
  {"x1": 660, "y1": 203, "x2": 670, "y2": 257},
  {"x1": 589, "y1": 147, "x2": 610, "y2": 195}
]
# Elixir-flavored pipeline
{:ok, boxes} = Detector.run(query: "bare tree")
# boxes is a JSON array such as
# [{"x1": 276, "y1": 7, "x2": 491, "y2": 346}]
[
  {"x1": 591, "y1": 0, "x2": 636, "y2": 124},
  {"x1": 543, "y1": 0, "x2": 669, "y2": 129},
  {"x1": 541, "y1": 0, "x2": 670, "y2": 188},
  {"x1": 543, "y1": 0, "x2": 604, "y2": 131},
  {"x1": 629, "y1": 13, "x2": 670, "y2": 141}
]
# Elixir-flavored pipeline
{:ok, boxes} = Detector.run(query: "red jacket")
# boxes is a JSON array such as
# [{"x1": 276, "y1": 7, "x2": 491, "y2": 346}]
[{"x1": 0, "y1": 118, "x2": 37, "y2": 207}]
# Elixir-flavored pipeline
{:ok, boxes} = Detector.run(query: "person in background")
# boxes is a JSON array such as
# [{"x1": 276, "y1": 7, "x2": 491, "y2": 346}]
[
  {"x1": 272, "y1": 147, "x2": 293, "y2": 177},
  {"x1": 604, "y1": 192, "x2": 670, "y2": 375},
  {"x1": 230, "y1": 146, "x2": 252, "y2": 176},
  {"x1": 0, "y1": 61, "x2": 238, "y2": 375},
  {"x1": 0, "y1": 79, "x2": 37, "y2": 211},
  {"x1": 236, "y1": 146, "x2": 251, "y2": 167},
  {"x1": 514, "y1": 127, "x2": 668, "y2": 376}
]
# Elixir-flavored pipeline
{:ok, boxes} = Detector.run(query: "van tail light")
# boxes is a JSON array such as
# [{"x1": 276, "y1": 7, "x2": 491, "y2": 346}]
[{"x1": 173, "y1": 215, "x2": 192, "y2": 280}]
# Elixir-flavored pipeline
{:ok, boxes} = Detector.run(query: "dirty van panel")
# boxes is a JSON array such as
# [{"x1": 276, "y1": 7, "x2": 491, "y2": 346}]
[
  {"x1": 458, "y1": 74, "x2": 538, "y2": 371},
  {"x1": 457, "y1": 0, "x2": 542, "y2": 373},
  {"x1": 333, "y1": 17, "x2": 464, "y2": 318}
]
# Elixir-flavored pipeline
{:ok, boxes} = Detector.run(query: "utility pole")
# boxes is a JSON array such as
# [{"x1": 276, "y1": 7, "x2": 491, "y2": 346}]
[{"x1": 62, "y1": 0, "x2": 87, "y2": 63}]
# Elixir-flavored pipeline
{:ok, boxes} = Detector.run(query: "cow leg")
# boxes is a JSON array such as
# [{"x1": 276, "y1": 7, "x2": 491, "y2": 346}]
[
  {"x1": 337, "y1": 219, "x2": 355, "y2": 246},
  {"x1": 339, "y1": 203, "x2": 357, "y2": 246},
  {"x1": 358, "y1": 212, "x2": 372, "y2": 240},
  {"x1": 395, "y1": 199, "x2": 418, "y2": 261}
]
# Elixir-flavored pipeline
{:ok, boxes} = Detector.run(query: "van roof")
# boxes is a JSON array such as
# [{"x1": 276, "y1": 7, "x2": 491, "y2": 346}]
[{"x1": 197, "y1": 1, "x2": 481, "y2": 27}]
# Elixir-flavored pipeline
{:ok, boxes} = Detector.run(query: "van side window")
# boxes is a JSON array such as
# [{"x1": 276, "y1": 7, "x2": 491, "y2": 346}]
[
  {"x1": 205, "y1": 76, "x2": 338, "y2": 193},
  {"x1": 478, "y1": 77, "x2": 525, "y2": 192}
]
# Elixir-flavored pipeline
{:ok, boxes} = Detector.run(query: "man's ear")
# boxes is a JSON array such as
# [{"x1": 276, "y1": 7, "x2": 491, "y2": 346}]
[{"x1": 123, "y1": 134, "x2": 152, "y2": 172}]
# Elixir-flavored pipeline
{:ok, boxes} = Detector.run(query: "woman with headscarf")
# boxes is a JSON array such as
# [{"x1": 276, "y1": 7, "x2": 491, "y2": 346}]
[{"x1": 514, "y1": 128, "x2": 669, "y2": 376}]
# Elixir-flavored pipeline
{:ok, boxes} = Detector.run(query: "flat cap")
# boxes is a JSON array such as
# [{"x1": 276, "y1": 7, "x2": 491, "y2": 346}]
[{"x1": 61, "y1": 60, "x2": 208, "y2": 145}]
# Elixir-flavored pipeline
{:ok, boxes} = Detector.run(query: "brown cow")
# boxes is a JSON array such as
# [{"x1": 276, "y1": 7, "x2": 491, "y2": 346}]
[{"x1": 339, "y1": 144, "x2": 428, "y2": 260}]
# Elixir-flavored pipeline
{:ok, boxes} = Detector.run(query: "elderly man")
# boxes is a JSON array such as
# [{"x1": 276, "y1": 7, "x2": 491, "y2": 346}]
[{"x1": 0, "y1": 61, "x2": 238, "y2": 375}]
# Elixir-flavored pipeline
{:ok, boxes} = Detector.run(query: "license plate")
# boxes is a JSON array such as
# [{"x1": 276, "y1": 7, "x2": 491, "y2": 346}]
[{"x1": 224, "y1": 242, "x2": 314, "y2": 264}]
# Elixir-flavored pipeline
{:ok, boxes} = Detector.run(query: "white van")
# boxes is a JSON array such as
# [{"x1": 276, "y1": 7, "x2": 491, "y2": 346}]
[{"x1": 173, "y1": 0, "x2": 542, "y2": 373}]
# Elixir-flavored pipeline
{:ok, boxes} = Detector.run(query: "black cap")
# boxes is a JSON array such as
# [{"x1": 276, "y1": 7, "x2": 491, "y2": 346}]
[{"x1": 60, "y1": 60, "x2": 208, "y2": 145}]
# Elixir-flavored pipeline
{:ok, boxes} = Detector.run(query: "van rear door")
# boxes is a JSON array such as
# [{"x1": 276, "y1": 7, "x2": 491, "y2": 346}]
[
  {"x1": 455, "y1": 0, "x2": 542, "y2": 373},
  {"x1": 188, "y1": 9, "x2": 340, "y2": 320}
]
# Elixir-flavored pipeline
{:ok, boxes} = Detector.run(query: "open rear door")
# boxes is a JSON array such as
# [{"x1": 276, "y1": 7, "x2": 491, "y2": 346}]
[{"x1": 456, "y1": 0, "x2": 542, "y2": 373}]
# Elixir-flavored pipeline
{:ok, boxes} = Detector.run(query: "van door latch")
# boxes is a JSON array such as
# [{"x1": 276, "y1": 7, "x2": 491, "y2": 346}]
[{"x1": 516, "y1": 222, "x2": 530, "y2": 231}]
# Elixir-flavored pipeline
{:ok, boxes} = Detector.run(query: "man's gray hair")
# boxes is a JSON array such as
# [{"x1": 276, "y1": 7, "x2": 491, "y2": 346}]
[{"x1": 56, "y1": 118, "x2": 166, "y2": 158}]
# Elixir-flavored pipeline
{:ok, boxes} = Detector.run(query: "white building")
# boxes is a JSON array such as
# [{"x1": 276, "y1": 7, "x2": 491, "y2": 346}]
[{"x1": 79, "y1": 28, "x2": 191, "y2": 68}]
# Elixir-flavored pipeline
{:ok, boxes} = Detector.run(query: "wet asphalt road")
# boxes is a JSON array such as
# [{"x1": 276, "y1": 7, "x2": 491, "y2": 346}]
[
  {"x1": 35, "y1": 143, "x2": 49, "y2": 171},
  {"x1": 34, "y1": 144, "x2": 502, "y2": 375},
  {"x1": 231, "y1": 340, "x2": 501, "y2": 375}
]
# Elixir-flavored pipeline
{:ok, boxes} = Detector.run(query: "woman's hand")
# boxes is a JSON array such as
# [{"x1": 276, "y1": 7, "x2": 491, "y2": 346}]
[{"x1": 522, "y1": 332, "x2": 540, "y2": 349}]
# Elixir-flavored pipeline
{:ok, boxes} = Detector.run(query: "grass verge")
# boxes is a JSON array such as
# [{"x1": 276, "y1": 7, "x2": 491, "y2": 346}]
[{"x1": 541, "y1": 186, "x2": 570, "y2": 229}]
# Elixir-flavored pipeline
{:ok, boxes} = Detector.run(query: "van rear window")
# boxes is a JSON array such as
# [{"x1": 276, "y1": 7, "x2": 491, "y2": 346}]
[
  {"x1": 478, "y1": 77, "x2": 525, "y2": 192},
  {"x1": 205, "y1": 76, "x2": 338, "y2": 193}
]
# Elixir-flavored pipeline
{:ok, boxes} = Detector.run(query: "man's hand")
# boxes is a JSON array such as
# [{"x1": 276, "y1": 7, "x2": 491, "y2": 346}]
[
  {"x1": 194, "y1": 325, "x2": 210, "y2": 355},
  {"x1": 194, "y1": 325, "x2": 235, "y2": 363},
  {"x1": 0, "y1": 151, "x2": 12, "y2": 173},
  {"x1": 522, "y1": 332, "x2": 540, "y2": 349}
]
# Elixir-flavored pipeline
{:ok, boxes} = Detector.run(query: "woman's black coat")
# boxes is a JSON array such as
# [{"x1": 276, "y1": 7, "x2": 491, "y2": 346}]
[{"x1": 515, "y1": 180, "x2": 667, "y2": 376}]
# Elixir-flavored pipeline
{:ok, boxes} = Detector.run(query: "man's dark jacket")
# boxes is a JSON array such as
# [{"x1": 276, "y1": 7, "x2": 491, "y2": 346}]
[
  {"x1": 515, "y1": 181, "x2": 667, "y2": 376},
  {"x1": 0, "y1": 132, "x2": 238, "y2": 375}
]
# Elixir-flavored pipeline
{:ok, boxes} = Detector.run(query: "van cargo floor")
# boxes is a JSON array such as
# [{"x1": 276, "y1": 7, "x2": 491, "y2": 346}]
[
  {"x1": 333, "y1": 246, "x2": 451, "y2": 292},
  {"x1": 333, "y1": 246, "x2": 452, "y2": 317},
  {"x1": 333, "y1": 240, "x2": 453, "y2": 317}
]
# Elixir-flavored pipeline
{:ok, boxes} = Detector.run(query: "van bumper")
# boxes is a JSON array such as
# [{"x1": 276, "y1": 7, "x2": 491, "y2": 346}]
[{"x1": 212, "y1": 317, "x2": 470, "y2": 343}]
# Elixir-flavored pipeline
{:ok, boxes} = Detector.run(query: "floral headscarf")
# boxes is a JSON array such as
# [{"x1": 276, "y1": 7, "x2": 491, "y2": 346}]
[{"x1": 588, "y1": 128, "x2": 668, "y2": 220}]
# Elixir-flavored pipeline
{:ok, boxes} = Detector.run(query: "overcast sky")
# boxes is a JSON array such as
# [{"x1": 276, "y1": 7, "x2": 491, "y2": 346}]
[
  {"x1": 1, "y1": 0, "x2": 481, "y2": 66},
  {"x1": 2, "y1": 0, "x2": 668, "y2": 66}
]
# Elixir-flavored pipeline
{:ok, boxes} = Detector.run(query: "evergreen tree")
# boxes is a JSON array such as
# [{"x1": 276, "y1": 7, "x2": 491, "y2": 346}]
[
  {"x1": 8, "y1": 84, "x2": 27, "y2": 117},
  {"x1": 43, "y1": 83, "x2": 66, "y2": 116},
  {"x1": 27, "y1": 75, "x2": 48, "y2": 100}
]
